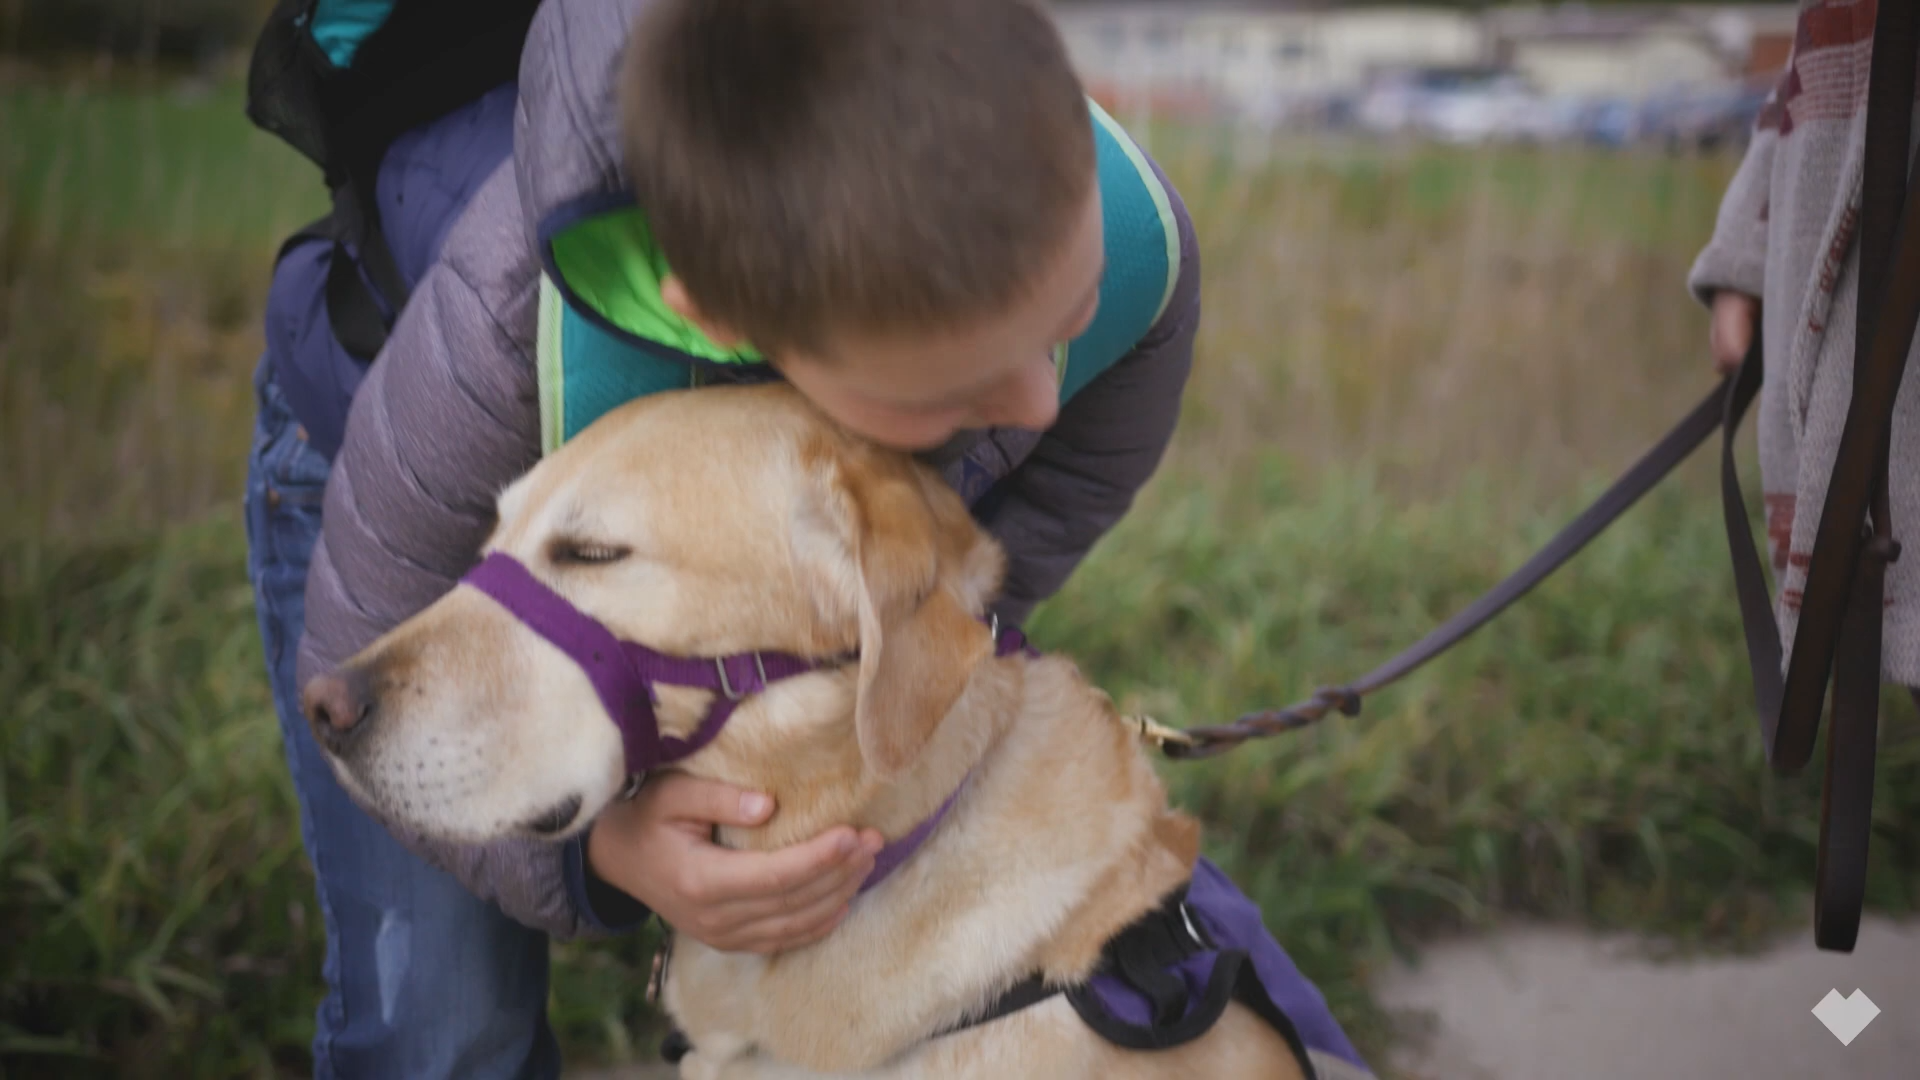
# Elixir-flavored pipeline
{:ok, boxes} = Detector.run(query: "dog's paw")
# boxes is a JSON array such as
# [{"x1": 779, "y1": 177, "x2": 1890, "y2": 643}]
[
  {"x1": 675, "y1": 1031, "x2": 757, "y2": 1080},
  {"x1": 675, "y1": 1047, "x2": 718, "y2": 1080}
]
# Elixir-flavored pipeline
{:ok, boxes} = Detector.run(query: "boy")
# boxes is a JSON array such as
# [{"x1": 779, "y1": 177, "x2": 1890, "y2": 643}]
[
  {"x1": 246, "y1": 0, "x2": 1368, "y2": 1076},
  {"x1": 1691, "y1": 1, "x2": 1918, "y2": 695}
]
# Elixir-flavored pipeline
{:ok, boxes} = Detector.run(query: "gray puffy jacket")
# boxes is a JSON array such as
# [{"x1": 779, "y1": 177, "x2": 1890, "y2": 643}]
[{"x1": 298, "y1": 0, "x2": 1201, "y2": 938}]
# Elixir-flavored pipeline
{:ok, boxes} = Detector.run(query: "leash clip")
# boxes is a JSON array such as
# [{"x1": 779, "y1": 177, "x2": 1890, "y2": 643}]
[{"x1": 1124, "y1": 713, "x2": 1196, "y2": 749}]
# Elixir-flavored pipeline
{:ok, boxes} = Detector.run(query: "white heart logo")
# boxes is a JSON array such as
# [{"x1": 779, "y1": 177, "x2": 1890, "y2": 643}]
[{"x1": 1811, "y1": 988, "x2": 1881, "y2": 1046}]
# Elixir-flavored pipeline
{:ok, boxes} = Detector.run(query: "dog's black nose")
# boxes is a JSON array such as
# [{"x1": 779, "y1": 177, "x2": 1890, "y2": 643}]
[{"x1": 302, "y1": 667, "x2": 374, "y2": 752}]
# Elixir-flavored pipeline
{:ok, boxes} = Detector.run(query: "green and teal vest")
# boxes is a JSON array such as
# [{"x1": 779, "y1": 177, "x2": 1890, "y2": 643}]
[{"x1": 532, "y1": 99, "x2": 1180, "y2": 457}]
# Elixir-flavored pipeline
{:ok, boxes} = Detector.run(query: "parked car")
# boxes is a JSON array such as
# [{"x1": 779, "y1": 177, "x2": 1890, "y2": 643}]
[
  {"x1": 1500, "y1": 94, "x2": 1602, "y2": 144},
  {"x1": 1578, "y1": 97, "x2": 1647, "y2": 148},
  {"x1": 1355, "y1": 66, "x2": 1504, "y2": 137},
  {"x1": 1639, "y1": 83, "x2": 1771, "y2": 152},
  {"x1": 1357, "y1": 65, "x2": 1552, "y2": 145},
  {"x1": 1424, "y1": 72, "x2": 1544, "y2": 144},
  {"x1": 1353, "y1": 66, "x2": 1769, "y2": 150}
]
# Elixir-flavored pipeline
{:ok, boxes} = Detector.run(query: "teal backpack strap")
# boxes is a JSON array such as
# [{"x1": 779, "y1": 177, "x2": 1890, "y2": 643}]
[
  {"x1": 535, "y1": 194, "x2": 772, "y2": 452},
  {"x1": 310, "y1": 0, "x2": 400, "y2": 66},
  {"x1": 536, "y1": 273, "x2": 698, "y2": 454},
  {"x1": 1055, "y1": 98, "x2": 1182, "y2": 406}
]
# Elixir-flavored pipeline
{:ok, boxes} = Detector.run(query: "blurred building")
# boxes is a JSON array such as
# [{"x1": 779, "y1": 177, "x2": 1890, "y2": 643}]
[
  {"x1": 1055, "y1": 1, "x2": 1488, "y2": 119},
  {"x1": 1484, "y1": 4, "x2": 1798, "y2": 100},
  {"x1": 1051, "y1": 1, "x2": 1798, "y2": 126},
  {"x1": 1054, "y1": 2, "x2": 1481, "y2": 116}
]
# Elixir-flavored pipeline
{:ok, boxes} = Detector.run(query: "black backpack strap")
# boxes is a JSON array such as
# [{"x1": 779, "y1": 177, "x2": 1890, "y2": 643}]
[
  {"x1": 324, "y1": 177, "x2": 413, "y2": 360},
  {"x1": 273, "y1": 175, "x2": 414, "y2": 362},
  {"x1": 247, "y1": 0, "x2": 541, "y2": 361}
]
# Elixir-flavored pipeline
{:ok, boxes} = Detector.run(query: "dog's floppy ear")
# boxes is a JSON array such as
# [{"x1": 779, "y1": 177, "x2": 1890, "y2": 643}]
[{"x1": 793, "y1": 445, "x2": 995, "y2": 779}]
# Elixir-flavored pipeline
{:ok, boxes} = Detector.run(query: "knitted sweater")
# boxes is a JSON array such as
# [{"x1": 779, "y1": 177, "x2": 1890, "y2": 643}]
[{"x1": 1688, "y1": 0, "x2": 1920, "y2": 688}]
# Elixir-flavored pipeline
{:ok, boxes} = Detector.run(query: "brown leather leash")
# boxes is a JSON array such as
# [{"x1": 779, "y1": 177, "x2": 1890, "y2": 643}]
[
  {"x1": 1154, "y1": 0, "x2": 1916, "y2": 955},
  {"x1": 1723, "y1": 0, "x2": 1916, "y2": 953},
  {"x1": 1155, "y1": 380, "x2": 1730, "y2": 758}
]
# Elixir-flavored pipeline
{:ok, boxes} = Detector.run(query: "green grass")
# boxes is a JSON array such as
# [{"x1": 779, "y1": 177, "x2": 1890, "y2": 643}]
[
  {"x1": 1, "y1": 518, "x2": 674, "y2": 1077},
  {"x1": 1, "y1": 80, "x2": 323, "y2": 251},
  {"x1": 4, "y1": 76, "x2": 1917, "y2": 1078},
  {"x1": 3, "y1": 521, "x2": 313, "y2": 1076}
]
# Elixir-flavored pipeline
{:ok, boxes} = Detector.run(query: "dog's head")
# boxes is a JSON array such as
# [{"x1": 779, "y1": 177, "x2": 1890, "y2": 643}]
[{"x1": 299, "y1": 384, "x2": 1006, "y2": 844}]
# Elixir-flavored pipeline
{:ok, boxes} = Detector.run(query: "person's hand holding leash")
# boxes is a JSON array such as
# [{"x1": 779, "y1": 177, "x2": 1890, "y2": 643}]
[
  {"x1": 1709, "y1": 289, "x2": 1760, "y2": 376},
  {"x1": 588, "y1": 773, "x2": 885, "y2": 955}
]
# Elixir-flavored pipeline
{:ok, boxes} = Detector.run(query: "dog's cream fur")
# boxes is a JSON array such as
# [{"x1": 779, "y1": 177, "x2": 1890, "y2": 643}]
[{"x1": 306, "y1": 385, "x2": 1307, "y2": 1079}]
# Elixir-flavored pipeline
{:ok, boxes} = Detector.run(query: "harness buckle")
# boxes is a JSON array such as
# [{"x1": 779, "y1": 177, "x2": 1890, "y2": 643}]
[
  {"x1": 715, "y1": 653, "x2": 769, "y2": 701},
  {"x1": 1177, "y1": 901, "x2": 1208, "y2": 949}
]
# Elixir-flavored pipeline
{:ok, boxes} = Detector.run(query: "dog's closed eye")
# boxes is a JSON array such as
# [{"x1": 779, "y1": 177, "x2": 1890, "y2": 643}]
[{"x1": 547, "y1": 537, "x2": 632, "y2": 567}]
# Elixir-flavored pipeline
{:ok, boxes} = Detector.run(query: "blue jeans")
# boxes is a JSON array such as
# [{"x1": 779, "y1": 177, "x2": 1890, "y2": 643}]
[{"x1": 244, "y1": 359, "x2": 563, "y2": 1080}]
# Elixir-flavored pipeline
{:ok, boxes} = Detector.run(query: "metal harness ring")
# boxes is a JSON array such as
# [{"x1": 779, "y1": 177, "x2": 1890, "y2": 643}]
[{"x1": 715, "y1": 653, "x2": 769, "y2": 701}]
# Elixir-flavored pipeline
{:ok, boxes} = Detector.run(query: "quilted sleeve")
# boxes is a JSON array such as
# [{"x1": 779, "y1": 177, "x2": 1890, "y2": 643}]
[
  {"x1": 1687, "y1": 119, "x2": 1779, "y2": 306},
  {"x1": 296, "y1": 163, "x2": 621, "y2": 940}
]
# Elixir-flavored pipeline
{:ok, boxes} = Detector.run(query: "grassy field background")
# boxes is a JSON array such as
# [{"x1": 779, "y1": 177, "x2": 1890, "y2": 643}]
[{"x1": 4, "y1": 73, "x2": 1919, "y2": 1079}]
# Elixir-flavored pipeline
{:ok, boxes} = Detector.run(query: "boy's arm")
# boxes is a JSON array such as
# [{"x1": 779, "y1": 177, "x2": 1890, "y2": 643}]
[
  {"x1": 298, "y1": 163, "x2": 638, "y2": 940},
  {"x1": 982, "y1": 161, "x2": 1200, "y2": 625},
  {"x1": 297, "y1": 164, "x2": 537, "y2": 689},
  {"x1": 1687, "y1": 120, "x2": 1778, "y2": 308}
]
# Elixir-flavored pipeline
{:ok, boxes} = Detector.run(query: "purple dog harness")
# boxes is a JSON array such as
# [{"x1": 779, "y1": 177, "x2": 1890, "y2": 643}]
[{"x1": 460, "y1": 550, "x2": 1032, "y2": 893}]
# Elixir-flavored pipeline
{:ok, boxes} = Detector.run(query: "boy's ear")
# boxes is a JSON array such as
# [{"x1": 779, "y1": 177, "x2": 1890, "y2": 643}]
[{"x1": 660, "y1": 275, "x2": 748, "y2": 349}]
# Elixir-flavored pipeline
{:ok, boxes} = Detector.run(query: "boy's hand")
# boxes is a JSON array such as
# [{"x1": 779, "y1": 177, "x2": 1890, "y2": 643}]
[
  {"x1": 1710, "y1": 289, "x2": 1760, "y2": 377},
  {"x1": 586, "y1": 773, "x2": 884, "y2": 955}
]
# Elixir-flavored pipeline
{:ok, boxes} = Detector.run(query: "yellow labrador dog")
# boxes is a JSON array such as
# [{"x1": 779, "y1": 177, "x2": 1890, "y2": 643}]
[{"x1": 300, "y1": 384, "x2": 1357, "y2": 1079}]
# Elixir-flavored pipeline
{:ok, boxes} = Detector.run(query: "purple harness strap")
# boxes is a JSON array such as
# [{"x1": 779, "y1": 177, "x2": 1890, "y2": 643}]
[
  {"x1": 463, "y1": 553, "x2": 835, "y2": 773},
  {"x1": 856, "y1": 616, "x2": 1036, "y2": 893},
  {"x1": 860, "y1": 784, "x2": 965, "y2": 894},
  {"x1": 460, "y1": 551, "x2": 1038, "y2": 894}
]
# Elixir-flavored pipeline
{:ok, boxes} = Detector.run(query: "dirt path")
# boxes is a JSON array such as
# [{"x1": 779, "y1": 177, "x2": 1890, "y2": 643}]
[{"x1": 1374, "y1": 913, "x2": 1920, "y2": 1080}]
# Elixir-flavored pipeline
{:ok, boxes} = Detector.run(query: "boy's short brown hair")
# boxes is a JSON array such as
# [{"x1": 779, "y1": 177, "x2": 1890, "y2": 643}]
[{"x1": 618, "y1": 0, "x2": 1095, "y2": 355}]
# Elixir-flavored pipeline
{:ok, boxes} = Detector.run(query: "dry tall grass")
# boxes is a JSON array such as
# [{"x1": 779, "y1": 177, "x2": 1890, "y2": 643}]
[
  {"x1": 1, "y1": 79, "x2": 318, "y2": 541},
  {"x1": 1152, "y1": 131, "x2": 1739, "y2": 502}
]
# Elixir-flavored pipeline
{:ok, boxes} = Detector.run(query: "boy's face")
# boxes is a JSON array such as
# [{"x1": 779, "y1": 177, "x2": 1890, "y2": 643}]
[{"x1": 665, "y1": 187, "x2": 1105, "y2": 452}]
